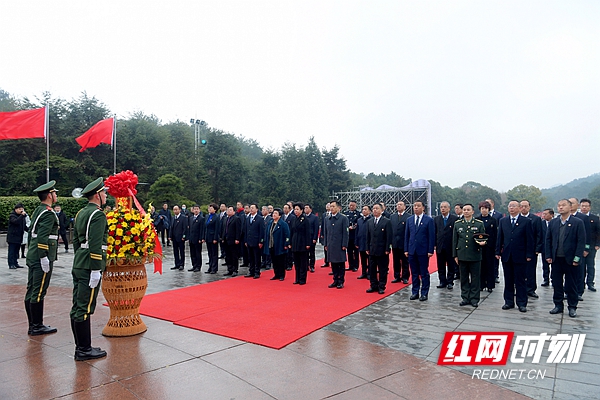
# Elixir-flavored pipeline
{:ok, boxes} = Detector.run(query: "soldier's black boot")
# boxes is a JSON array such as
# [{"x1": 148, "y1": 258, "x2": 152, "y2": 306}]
[
  {"x1": 24, "y1": 300, "x2": 33, "y2": 335},
  {"x1": 74, "y1": 319, "x2": 107, "y2": 361},
  {"x1": 29, "y1": 300, "x2": 57, "y2": 336}
]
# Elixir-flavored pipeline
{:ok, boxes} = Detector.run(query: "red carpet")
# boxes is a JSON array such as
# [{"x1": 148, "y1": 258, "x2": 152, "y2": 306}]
[{"x1": 140, "y1": 256, "x2": 438, "y2": 349}]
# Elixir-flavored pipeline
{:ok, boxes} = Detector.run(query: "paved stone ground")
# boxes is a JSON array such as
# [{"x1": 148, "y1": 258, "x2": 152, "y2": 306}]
[{"x1": 0, "y1": 244, "x2": 598, "y2": 399}]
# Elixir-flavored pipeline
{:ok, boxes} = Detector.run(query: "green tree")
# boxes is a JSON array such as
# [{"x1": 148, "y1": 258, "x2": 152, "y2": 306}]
[
  {"x1": 323, "y1": 146, "x2": 351, "y2": 193},
  {"x1": 255, "y1": 150, "x2": 285, "y2": 206},
  {"x1": 587, "y1": 184, "x2": 600, "y2": 210},
  {"x1": 280, "y1": 144, "x2": 312, "y2": 204},
  {"x1": 457, "y1": 181, "x2": 502, "y2": 210},
  {"x1": 506, "y1": 184, "x2": 547, "y2": 212},
  {"x1": 304, "y1": 137, "x2": 329, "y2": 209},
  {"x1": 147, "y1": 174, "x2": 192, "y2": 207}
]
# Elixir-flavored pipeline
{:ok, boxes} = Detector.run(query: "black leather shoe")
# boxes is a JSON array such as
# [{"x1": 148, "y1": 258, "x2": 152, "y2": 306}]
[
  {"x1": 436, "y1": 284, "x2": 446, "y2": 288},
  {"x1": 328, "y1": 272, "x2": 334, "y2": 275},
  {"x1": 178, "y1": 267, "x2": 184, "y2": 271},
  {"x1": 9, "y1": 266, "x2": 17, "y2": 269},
  {"x1": 230, "y1": 272, "x2": 237, "y2": 276},
  {"x1": 471, "y1": 302, "x2": 478, "y2": 307},
  {"x1": 243, "y1": 273, "x2": 253, "y2": 278},
  {"x1": 378, "y1": 289, "x2": 385, "y2": 294},
  {"x1": 253, "y1": 275, "x2": 260, "y2": 279},
  {"x1": 286, "y1": 267, "x2": 292, "y2": 271},
  {"x1": 188, "y1": 268, "x2": 196, "y2": 271},
  {"x1": 578, "y1": 296, "x2": 584, "y2": 301},
  {"x1": 75, "y1": 347, "x2": 107, "y2": 361},
  {"x1": 588, "y1": 285, "x2": 596, "y2": 292},
  {"x1": 402, "y1": 279, "x2": 409, "y2": 284},
  {"x1": 366, "y1": 288, "x2": 377, "y2": 293},
  {"x1": 298, "y1": 282, "x2": 306, "y2": 285},
  {"x1": 447, "y1": 283, "x2": 454, "y2": 289},
  {"x1": 279, "y1": 278, "x2": 284, "y2": 281},
  {"x1": 419, "y1": 295, "x2": 428, "y2": 301},
  {"x1": 409, "y1": 294, "x2": 419, "y2": 300},
  {"x1": 321, "y1": 264, "x2": 330, "y2": 268},
  {"x1": 351, "y1": 269, "x2": 358, "y2": 272},
  {"x1": 459, "y1": 301, "x2": 470, "y2": 306},
  {"x1": 518, "y1": 306, "x2": 527, "y2": 313},
  {"x1": 328, "y1": 283, "x2": 337, "y2": 288},
  {"x1": 549, "y1": 307, "x2": 563, "y2": 314},
  {"x1": 30, "y1": 324, "x2": 58, "y2": 336},
  {"x1": 270, "y1": 276, "x2": 278, "y2": 280},
  {"x1": 487, "y1": 288, "x2": 493, "y2": 293},
  {"x1": 502, "y1": 304, "x2": 514, "y2": 310},
  {"x1": 528, "y1": 292, "x2": 539, "y2": 298},
  {"x1": 336, "y1": 284, "x2": 344, "y2": 289},
  {"x1": 391, "y1": 279, "x2": 401, "y2": 283},
  {"x1": 495, "y1": 278, "x2": 500, "y2": 283},
  {"x1": 170, "y1": 266, "x2": 179, "y2": 270},
  {"x1": 15, "y1": 265, "x2": 24, "y2": 268},
  {"x1": 541, "y1": 281, "x2": 549, "y2": 287},
  {"x1": 293, "y1": 281, "x2": 299, "y2": 284},
  {"x1": 357, "y1": 275, "x2": 368, "y2": 279},
  {"x1": 568, "y1": 308, "x2": 577, "y2": 318},
  {"x1": 310, "y1": 268, "x2": 315, "y2": 273}
]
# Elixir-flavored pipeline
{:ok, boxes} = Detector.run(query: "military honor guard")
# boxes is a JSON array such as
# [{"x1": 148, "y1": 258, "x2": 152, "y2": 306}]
[
  {"x1": 452, "y1": 204, "x2": 486, "y2": 307},
  {"x1": 24, "y1": 180, "x2": 60, "y2": 336},
  {"x1": 70, "y1": 178, "x2": 108, "y2": 360}
]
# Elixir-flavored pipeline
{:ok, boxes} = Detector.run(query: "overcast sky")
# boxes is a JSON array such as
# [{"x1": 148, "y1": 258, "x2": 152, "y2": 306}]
[{"x1": 2, "y1": 1, "x2": 598, "y2": 191}]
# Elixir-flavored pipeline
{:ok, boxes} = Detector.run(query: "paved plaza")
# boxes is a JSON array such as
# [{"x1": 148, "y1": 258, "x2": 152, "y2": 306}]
[{"x1": 0, "y1": 244, "x2": 598, "y2": 399}]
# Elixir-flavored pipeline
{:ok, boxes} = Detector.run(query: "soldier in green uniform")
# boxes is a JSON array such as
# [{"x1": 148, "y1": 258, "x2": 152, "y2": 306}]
[
  {"x1": 25, "y1": 180, "x2": 59, "y2": 336},
  {"x1": 452, "y1": 203, "x2": 487, "y2": 307},
  {"x1": 70, "y1": 177, "x2": 108, "y2": 361}
]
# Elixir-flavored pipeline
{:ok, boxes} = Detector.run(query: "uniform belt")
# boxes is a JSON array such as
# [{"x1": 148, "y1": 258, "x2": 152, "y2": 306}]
[
  {"x1": 80, "y1": 244, "x2": 108, "y2": 250},
  {"x1": 31, "y1": 234, "x2": 58, "y2": 239}
]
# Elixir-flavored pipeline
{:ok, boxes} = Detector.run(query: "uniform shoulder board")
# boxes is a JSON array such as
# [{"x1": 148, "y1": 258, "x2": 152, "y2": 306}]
[{"x1": 474, "y1": 218, "x2": 483, "y2": 223}]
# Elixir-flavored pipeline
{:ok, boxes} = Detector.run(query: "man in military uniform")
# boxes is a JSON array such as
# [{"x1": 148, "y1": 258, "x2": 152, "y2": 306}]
[
  {"x1": 344, "y1": 201, "x2": 360, "y2": 272},
  {"x1": 452, "y1": 203, "x2": 486, "y2": 307},
  {"x1": 24, "y1": 180, "x2": 60, "y2": 336},
  {"x1": 70, "y1": 177, "x2": 108, "y2": 361}
]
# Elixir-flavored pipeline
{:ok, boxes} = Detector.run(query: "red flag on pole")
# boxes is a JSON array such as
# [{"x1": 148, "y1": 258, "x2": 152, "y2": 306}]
[
  {"x1": 76, "y1": 118, "x2": 114, "y2": 152},
  {"x1": 0, "y1": 107, "x2": 47, "y2": 140}
]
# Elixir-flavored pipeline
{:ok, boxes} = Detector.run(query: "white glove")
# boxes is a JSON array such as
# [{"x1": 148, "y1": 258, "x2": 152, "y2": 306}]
[
  {"x1": 40, "y1": 257, "x2": 50, "y2": 273},
  {"x1": 89, "y1": 270, "x2": 101, "y2": 288}
]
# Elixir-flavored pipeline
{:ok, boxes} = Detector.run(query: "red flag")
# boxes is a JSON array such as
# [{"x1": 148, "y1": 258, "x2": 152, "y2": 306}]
[
  {"x1": 76, "y1": 118, "x2": 114, "y2": 152},
  {"x1": 0, "y1": 107, "x2": 46, "y2": 140}
]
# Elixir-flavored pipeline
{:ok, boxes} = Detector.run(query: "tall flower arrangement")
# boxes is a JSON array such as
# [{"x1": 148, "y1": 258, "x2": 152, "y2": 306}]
[{"x1": 104, "y1": 171, "x2": 159, "y2": 266}]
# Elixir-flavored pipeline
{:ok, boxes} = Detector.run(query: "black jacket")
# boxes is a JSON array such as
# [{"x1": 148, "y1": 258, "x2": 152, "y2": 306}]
[{"x1": 7, "y1": 211, "x2": 28, "y2": 244}]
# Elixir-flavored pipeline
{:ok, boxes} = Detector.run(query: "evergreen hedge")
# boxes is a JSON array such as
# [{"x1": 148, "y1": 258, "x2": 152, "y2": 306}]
[{"x1": 0, "y1": 197, "x2": 88, "y2": 231}]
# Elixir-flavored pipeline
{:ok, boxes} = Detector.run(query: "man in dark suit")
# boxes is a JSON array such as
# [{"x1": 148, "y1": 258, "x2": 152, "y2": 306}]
[
  {"x1": 495, "y1": 200, "x2": 534, "y2": 312},
  {"x1": 304, "y1": 204, "x2": 320, "y2": 272},
  {"x1": 366, "y1": 203, "x2": 393, "y2": 294},
  {"x1": 7, "y1": 203, "x2": 28, "y2": 269},
  {"x1": 221, "y1": 206, "x2": 242, "y2": 277},
  {"x1": 546, "y1": 199, "x2": 586, "y2": 317},
  {"x1": 520, "y1": 200, "x2": 543, "y2": 298},
  {"x1": 434, "y1": 201, "x2": 459, "y2": 289},
  {"x1": 454, "y1": 203, "x2": 464, "y2": 219},
  {"x1": 158, "y1": 203, "x2": 171, "y2": 246},
  {"x1": 282, "y1": 204, "x2": 296, "y2": 271},
  {"x1": 169, "y1": 205, "x2": 189, "y2": 271},
  {"x1": 323, "y1": 200, "x2": 349, "y2": 289},
  {"x1": 261, "y1": 206, "x2": 273, "y2": 270},
  {"x1": 319, "y1": 203, "x2": 331, "y2": 267},
  {"x1": 540, "y1": 208, "x2": 554, "y2": 286},
  {"x1": 244, "y1": 203, "x2": 264, "y2": 278},
  {"x1": 187, "y1": 205, "x2": 205, "y2": 272},
  {"x1": 580, "y1": 198, "x2": 599, "y2": 292},
  {"x1": 390, "y1": 201, "x2": 410, "y2": 284},
  {"x1": 204, "y1": 203, "x2": 221, "y2": 273},
  {"x1": 355, "y1": 205, "x2": 372, "y2": 279},
  {"x1": 569, "y1": 198, "x2": 591, "y2": 301},
  {"x1": 218, "y1": 203, "x2": 227, "y2": 259},
  {"x1": 486, "y1": 198, "x2": 502, "y2": 283},
  {"x1": 405, "y1": 200, "x2": 435, "y2": 301}
]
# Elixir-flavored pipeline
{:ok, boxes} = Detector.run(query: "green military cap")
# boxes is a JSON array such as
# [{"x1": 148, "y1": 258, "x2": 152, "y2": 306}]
[
  {"x1": 474, "y1": 233, "x2": 489, "y2": 243},
  {"x1": 81, "y1": 177, "x2": 105, "y2": 197},
  {"x1": 33, "y1": 180, "x2": 58, "y2": 193}
]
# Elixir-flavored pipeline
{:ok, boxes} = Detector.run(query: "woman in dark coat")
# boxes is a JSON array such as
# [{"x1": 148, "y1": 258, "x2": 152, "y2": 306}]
[
  {"x1": 264, "y1": 208, "x2": 290, "y2": 281},
  {"x1": 290, "y1": 203, "x2": 312, "y2": 285},
  {"x1": 477, "y1": 201, "x2": 498, "y2": 292}
]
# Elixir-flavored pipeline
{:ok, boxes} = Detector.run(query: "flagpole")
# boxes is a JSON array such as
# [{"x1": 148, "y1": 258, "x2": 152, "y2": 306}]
[
  {"x1": 113, "y1": 116, "x2": 117, "y2": 175},
  {"x1": 45, "y1": 104, "x2": 50, "y2": 182}
]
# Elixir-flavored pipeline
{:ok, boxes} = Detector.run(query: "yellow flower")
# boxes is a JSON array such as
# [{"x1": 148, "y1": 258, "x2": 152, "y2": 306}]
[{"x1": 116, "y1": 228, "x2": 123, "y2": 237}]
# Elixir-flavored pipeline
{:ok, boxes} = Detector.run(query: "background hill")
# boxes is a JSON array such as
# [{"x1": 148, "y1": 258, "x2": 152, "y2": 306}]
[{"x1": 542, "y1": 173, "x2": 600, "y2": 208}]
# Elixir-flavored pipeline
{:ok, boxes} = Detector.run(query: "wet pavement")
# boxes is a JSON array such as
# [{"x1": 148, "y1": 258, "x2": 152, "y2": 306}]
[{"x1": 1, "y1": 244, "x2": 598, "y2": 399}]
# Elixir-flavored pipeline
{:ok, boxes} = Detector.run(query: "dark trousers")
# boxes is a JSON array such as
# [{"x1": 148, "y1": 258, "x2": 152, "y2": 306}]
[
  {"x1": 293, "y1": 251, "x2": 309, "y2": 283},
  {"x1": 220, "y1": 241, "x2": 226, "y2": 258},
  {"x1": 160, "y1": 228, "x2": 169, "y2": 245},
  {"x1": 436, "y1": 248, "x2": 456, "y2": 286},
  {"x1": 552, "y1": 256, "x2": 578, "y2": 310},
  {"x1": 359, "y1": 250, "x2": 369, "y2": 277},
  {"x1": 25, "y1": 262, "x2": 53, "y2": 303},
  {"x1": 189, "y1": 242, "x2": 202, "y2": 270},
  {"x1": 408, "y1": 254, "x2": 430, "y2": 296},
  {"x1": 331, "y1": 262, "x2": 345, "y2": 285},
  {"x1": 480, "y1": 249, "x2": 496, "y2": 289},
  {"x1": 59, "y1": 229, "x2": 69, "y2": 250},
  {"x1": 322, "y1": 248, "x2": 329, "y2": 266},
  {"x1": 459, "y1": 260, "x2": 481, "y2": 304},
  {"x1": 70, "y1": 268, "x2": 100, "y2": 322},
  {"x1": 541, "y1": 254, "x2": 551, "y2": 284},
  {"x1": 240, "y1": 241, "x2": 248, "y2": 266},
  {"x1": 525, "y1": 255, "x2": 538, "y2": 294},
  {"x1": 8, "y1": 242, "x2": 20, "y2": 267},
  {"x1": 308, "y1": 244, "x2": 316, "y2": 268},
  {"x1": 225, "y1": 242, "x2": 239, "y2": 273},
  {"x1": 347, "y1": 237, "x2": 359, "y2": 269},
  {"x1": 502, "y1": 259, "x2": 527, "y2": 308},
  {"x1": 172, "y1": 240, "x2": 185, "y2": 268},
  {"x1": 392, "y1": 248, "x2": 409, "y2": 280},
  {"x1": 247, "y1": 245, "x2": 261, "y2": 276},
  {"x1": 206, "y1": 241, "x2": 219, "y2": 272},
  {"x1": 261, "y1": 253, "x2": 272, "y2": 269},
  {"x1": 584, "y1": 248, "x2": 596, "y2": 288},
  {"x1": 285, "y1": 250, "x2": 294, "y2": 270},
  {"x1": 272, "y1": 253, "x2": 287, "y2": 279},
  {"x1": 369, "y1": 254, "x2": 389, "y2": 290}
]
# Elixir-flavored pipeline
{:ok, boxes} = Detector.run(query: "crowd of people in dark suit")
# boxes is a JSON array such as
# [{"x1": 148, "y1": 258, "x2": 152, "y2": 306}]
[{"x1": 148, "y1": 195, "x2": 598, "y2": 316}]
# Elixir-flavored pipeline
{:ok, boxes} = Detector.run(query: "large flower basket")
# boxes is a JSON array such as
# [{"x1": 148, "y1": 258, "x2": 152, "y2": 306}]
[
  {"x1": 100, "y1": 171, "x2": 162, "y2": 337},
  {"x1": 101, "y1": 260, "x2": 148, "y2": 337}
]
